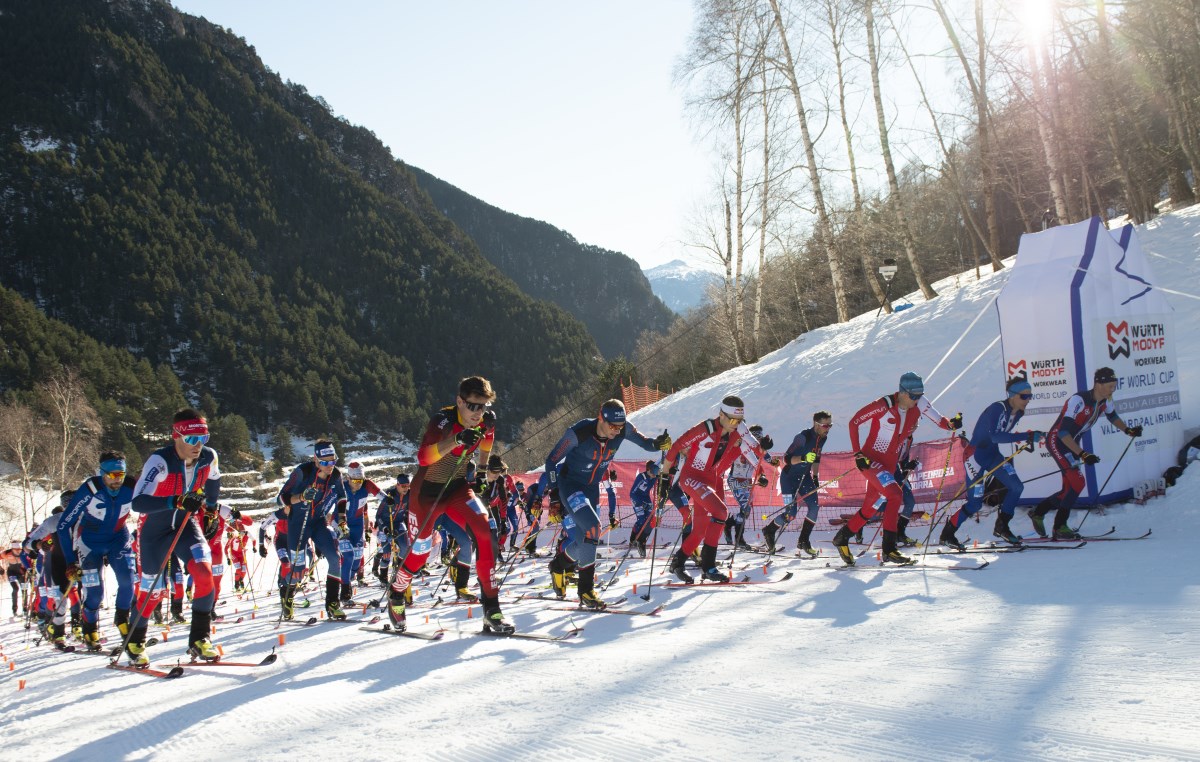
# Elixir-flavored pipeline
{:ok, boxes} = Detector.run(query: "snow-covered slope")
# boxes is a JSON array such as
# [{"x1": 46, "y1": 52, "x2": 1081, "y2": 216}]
[
  {"x1": 3, "y1": 210, "x2": 1199, "y2": 760},
  {"x1": 624, "y1": 208, "x2": 1200, "y2": 453},
  {"x1": 644, "y1": 258, "x2": 720, "y2": 313}
]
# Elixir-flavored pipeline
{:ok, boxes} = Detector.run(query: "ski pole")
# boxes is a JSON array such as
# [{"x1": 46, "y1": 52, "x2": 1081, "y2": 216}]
[
  {"x1": 639, "y1": 494, "x2": 680, "y2": 601},
  {"x1": 274, "y1": 491, "x2": 317, "y2": 629},
  {"x1": 110, "y1": 506, "x2": 198, "y2": 664},
  {"x1": 1074, "y1": 435, "x2": 1135, "y2": 534},
  {"x1": 919, "y1": 438, "x2": 1032, "y2": 554},
  {"x1": 918, "y1": 436, "x2": 963, "y2": 560},
  {"x1": 759, "y1": 465, "x2": 857, "y2": 531}
]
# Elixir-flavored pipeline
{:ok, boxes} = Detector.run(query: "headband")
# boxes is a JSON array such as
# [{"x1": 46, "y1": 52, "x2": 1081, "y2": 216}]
[
  {"x1": 172, "y1": 418, "x2": 208, "y2": 438},
  {"x1": 720, "y1": 402, "x2": 745, "y2": 419},
  {"x1": 100, "y1": 458, "x2": 127, "y2": 475}
]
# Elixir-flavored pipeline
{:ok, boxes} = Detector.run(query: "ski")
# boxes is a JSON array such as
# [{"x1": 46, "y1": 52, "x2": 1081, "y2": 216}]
[
  {"x1": 933, "y1": 545, "x2": 1027, "y2": 555},
  {"x1": 477, "y1": 627, "x2": 580, "y2": 642},
  {"x1": 1022, "y1": 527, "x2": 1114, "y2": 543},
  {"x1": 833, "y1": 561, "x2": 990, "y2": 571},
  {"x1": 1014, "y1": 541, "x2": 1087, "y2": 550},
  {"x1": 284, "y1": 616, "x2": 319, "y2": 627},
  {"x1": 1077, "y1": 528, "x2": 1151, "y2": 542},
  {"x1": 161, "y1": 652, "x2": 279, "y2": 668},
  {"x1": 661, "y1": 572, "x2": 793, "y2": 588},
  {"x1": 548, "y1": 604, "x2": 663, "y2": 617},
  {"x1": 106, "y1": 662, "x2": 185, "y2": 679},
  {"x1": 359, "y1": 624, "x2": 446, "y2": 641}
]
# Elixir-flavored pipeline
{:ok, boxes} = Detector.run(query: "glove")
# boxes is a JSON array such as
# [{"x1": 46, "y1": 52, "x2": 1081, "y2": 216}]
[
  {"x1": 481, "y1": 409, "x2": 497, "y2": 430},
  {"x1": 301, "y1": 487, "x2": 319, "y2": 502},
  {"x1": 900, "y1": 459, "x2": 919, "y2": 473},
  {"x1": 854, "y1": 452, "x2": 871, "y2": 470},
  {"x1": 229, "y1": 508, "x2": 242, "y2": 520},
  {"x1": 756, "y1": 474, "x2": 769, "y2": 488},
  {"x1": 258, "y1": 544, "x2": 268, "y2": 558},
  {"x1": 1080, "y1": 451, "x2": 1101, "y2": 465},
  {"x1": 455, "y1": 427, "x2": 483, "y2": 447},
  {"x1": 1026, "y1": 431, "x2": 1046, "y2": 446},
  {"x1": 609, "y1": 517, "x2": 619, "y2": 529},
  {"x1": 180, "y1": 492, "x2": 204, "y2": 513},
  {"x1": 804, "y1": 452, "x2": 818, "y2": 464},
  {"x1": 336, "y1": 520, "x2": 349, "y2": 539},
  {"x1": 656, "y1": 474, "x2": 672, "y2": 502},
  {"x1": 1127, "y1": 425, "x2": 1143, "y2": 438},
  {"x1": 530, "y1": 506, "x2": 542, "y2": 520},
  {"x1": 758, "y1": 435, "x2": 774, "y2": 452},
  {"x1": 947, "y1": 413, "x2": 964, "y2": 431},
  {"x1": 65, "y1": 564, "x2": 82, "y2": 583},
  {"x1": 653, "y1": 432, "x2": 672, "y2": 451}
]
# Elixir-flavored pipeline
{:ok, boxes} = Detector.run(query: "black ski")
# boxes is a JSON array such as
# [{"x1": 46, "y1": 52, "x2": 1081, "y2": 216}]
[
  {"x1": 477, "y1": 627, "x2": 581, "y2": 642},
  {"x1": 549, "y1": 604, "x2": 663, "y2": 617},
  {"x1": 660, "y1": 572, "x2": 793, "y2": 589},
  {"x1": 833, "y1": 561, "x2": 990, "y2": 571},
  {"x1": 359, "y1": 624, "x2": 446, "y2": 641},
  {"x1": 161, "y1": 652, "x2": 279, "y2": 668}
]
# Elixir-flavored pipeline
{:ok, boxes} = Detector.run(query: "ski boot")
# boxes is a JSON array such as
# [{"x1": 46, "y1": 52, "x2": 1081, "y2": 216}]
[
  {"x1": 386, "y1": 590, "x2": 407, "y2": 632},
  {"x1": 1053, "y1": 525, "x2": 1082, "y2": 541},
  {"x1": 189, "y1": 638, "x2": 220, "y2": 662},
  {"x1": 280, "y1": 583, "x2": 295, "y2": 621},
  {"x1": 125, "y1": 639, "x2": 150, "y2": 668},
  {"x1": 896, "y1": 516, "x2": 918, "y2": 547},
  {"x1": 993, "y1": 513, "x2": 1022, "y2": 545},
  {"x1": 1029, "y1": 502, "x2": 1051, "y2": 538},
  {"x1": 324, "y1": 578, "x2": 347, "y2": 620},
  {"x1": 762, "y1": 522, "x2": 778, "y2": 554},
  {"x1": 548, "y1": 553, "x2": 570, "y2": 600},
  {"x1": 340, "y1": 581, "x2": 354, "y2": 605},
  {"x1": 152, "y1": 606, "x2": 164, "y2": 625},
  {"x1": 48, "y1": 623, "x2": 68, "y2": 650},
  {"x1": 82, "y1": 630, "x2": 103, "y2": 652},
  {"x1": 939, "y1": 521, "x2": 967, "y2": 551},
  {"x1": 734, "y1": 525, "x2": 752, "y2": 551},
  {"x1": 698, "y1": 544, "x2": 728, "y2": 582},
  {"x1": 170, "y1": 600, "x2": 188, "y2": 625},
  {"x1": 579, "y1": 591, "x2": 607, "y2": 611},
  {"x1": 881, "y1": 530, "x2": 916, "y2": 565},
  {"x1": 636, "y1": 535, "x2": 647, "y2": 558},
  {"x1": 668, "y1": 550, "x2": 694, "y2": 584},
  {"x1": 831, "y1": 526, "x2": 856, "y2": 566},
  {"x1": 481, "y1": 595, "x2": 515, "y2": 635},
  {"x1": 701, "y1": 567, "x2": 729, "y2": 583},
  {"x1": 455, "y1": 588, "x2": 480, "y2": 604},
  {"x1": 796, "y1": 540, "x2": 819, "y2": 558}
]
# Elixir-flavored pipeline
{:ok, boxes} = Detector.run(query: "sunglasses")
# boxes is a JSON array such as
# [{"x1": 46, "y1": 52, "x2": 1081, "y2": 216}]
[
  {"x1": 723, "y1": 413, "x2": 744, "y2": 425},
  {"x1": 1019, "y1": 393, "x2": 1033, "y2": 400},
  {"x1": 103, "y1": 470, "x2": 126, "y2": 480},
  {"x1": 181, "y1": 434, "x2": 209, "y2": 446},
  {"x1": 317, "y1": 459, "x2": 337, "y2": 467},
  {"x1": 906, "y1": 392, "x2": 923, "y2": 400},
  {"x1": 460, "y1": 398, "x2": 492, "y2": 413}
]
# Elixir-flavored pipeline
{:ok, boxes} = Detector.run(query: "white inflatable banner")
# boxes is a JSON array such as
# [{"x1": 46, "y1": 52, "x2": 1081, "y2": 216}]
[{"x1": 996, "y1": 217, "x2": 1182, "y2": 504}]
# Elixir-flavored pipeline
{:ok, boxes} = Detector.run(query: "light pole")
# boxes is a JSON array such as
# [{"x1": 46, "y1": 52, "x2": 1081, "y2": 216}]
[{"x1": 876, "y1": 258, "x2": 898, "y2": 317}]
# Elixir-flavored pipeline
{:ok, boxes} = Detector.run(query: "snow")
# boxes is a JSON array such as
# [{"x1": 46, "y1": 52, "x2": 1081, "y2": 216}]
[{"x1": 2, "y1": 209, "x2": 1200, "y2": 759}]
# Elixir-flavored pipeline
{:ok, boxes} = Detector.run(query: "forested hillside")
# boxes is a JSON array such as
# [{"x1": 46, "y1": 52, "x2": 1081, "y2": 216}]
[{"x1": 0, "y1": 0, "x2": 600, "y2": 439}]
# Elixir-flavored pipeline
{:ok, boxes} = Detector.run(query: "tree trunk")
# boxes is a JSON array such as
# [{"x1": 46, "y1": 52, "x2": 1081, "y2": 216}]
[
  {"x1": 865, "y1": 0, "x2": 937, "y2": 299},
  {"x1": 768, "y1": 0, "x2": 851, "y2": 322}
]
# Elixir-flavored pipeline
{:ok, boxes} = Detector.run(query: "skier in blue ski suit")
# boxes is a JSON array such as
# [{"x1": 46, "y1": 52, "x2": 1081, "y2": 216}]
[
  {"x1": 941, "y1": 378, "x2": 1044, "y2": 548},
  {"x1": 543, "y1": 399, "x2": 670, "y2": 608},
  {"x1": 628, "y1": 460, "x2": 659, "y2": 555},
  {"x1": 275, "y1": 441, "x2": 348, "y2": 620},
  {"x1": 340, "y1": 462, "x2": 379, "y2": 602},
  {"x1": 57, "y1": 452, "x2": 137, "y2": 649},
  {"x1": 763, "y1": 412, "x2": 830, "y2": 555}
]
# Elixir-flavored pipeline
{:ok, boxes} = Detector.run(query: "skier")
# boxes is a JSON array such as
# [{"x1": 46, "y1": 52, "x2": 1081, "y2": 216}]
[
  {"x1": 225, "y1": 524, "x2": 250, "y2": 593},
  {"x1": 1028, "y1": 367, "x2": 1141, "y2": 539},
  {"x1": 385, "y1": 376, "x2": 513, "y2": 634},
  {"x1": 129, "y1": 409, "x2": 223, "y2": 664},
  {"x1": 26, "y1": 495, "x2": 81, "y2": 645},
  {"x1": 341, "y1": 462, "x2": 380, "y2": 602},
  {"x1": 628, "y1": 460, "x2": 660, "y2": 557},
  {"x1": 832, "y1": 373, "x2": 962, "y2": 566},
  {"x1": 56, "y1": 452, "x2": 137, "y2": 650},
  {"x1": 543, "y1": 399, "x2": 671, "y2": 609},
  {"x1": 763, "y1": 412, "x2": 832, "y2": 556},
  {"x1": 374, "y1": 473, "x2": 411, "y2": 587},
  {"x1": 662, "y1": 395, "x2": 774, "y2": 584},
  {"x1": 3, "y1": 542, "x2": 29, "y2": 618},
  {"x1": 275, "y1": 441, "x2": 348, "y2": 621},
  {"x1": 199, "y1": 504, "x2": 250, "y2": 603},
  {"x1": 940, "y1": 378, "x2": 1044, "y2": 549},
  {"x1": 725, "y1": 425, "x2": 774, "y2": 550}
]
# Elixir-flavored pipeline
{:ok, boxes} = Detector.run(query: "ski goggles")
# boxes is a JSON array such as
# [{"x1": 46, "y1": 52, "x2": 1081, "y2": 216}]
[
  {"x1": 459, "y1": 398, "x2": 491, "y2": 413},
  {"x1": 316, "y1": 459, "x2": 338, "y2": 468},
  {"x1": 1019, "y1": 393, "x2": 1033, "y2": 400},
  {"x1": 100, "y1": 459, "x2": 127, "y2": 480},
  {"x1": 181, "y1": 433, "x2": 209, "y2": 446},
  {"x1": 905, "y1": 391, "x2": 923, "y2": 400}
]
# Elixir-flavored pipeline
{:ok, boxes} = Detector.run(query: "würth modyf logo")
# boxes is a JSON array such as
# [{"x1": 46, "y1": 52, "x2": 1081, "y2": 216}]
[
  {"x1": 1007, "y1": 359, "x2": 1027, "y2": 380},
  {"x1": 1107, "y1": 321, "x2": 1130, "y2": 359}
]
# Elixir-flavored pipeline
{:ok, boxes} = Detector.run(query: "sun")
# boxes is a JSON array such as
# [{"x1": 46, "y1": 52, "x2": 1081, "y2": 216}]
[{"x1": 1015, "y1": 0, "x2": 1055, "y2": 46}]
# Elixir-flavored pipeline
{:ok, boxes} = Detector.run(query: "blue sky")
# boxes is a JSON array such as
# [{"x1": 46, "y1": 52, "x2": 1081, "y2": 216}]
[{"x1": 171, "y1": 1, "x2": 711, "y2": 270}]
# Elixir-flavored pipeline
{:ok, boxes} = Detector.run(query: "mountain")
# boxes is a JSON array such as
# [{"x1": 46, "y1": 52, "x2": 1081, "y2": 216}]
[
  {"x1": 0, "y1": 0, "x2": 600, "y2": 438},
  {"x1": 410, "y1": 167, "x2": 675, "y2": 359},
  {"x1": 643, "y1": 259, "x2": 720, "y2": 314}
]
